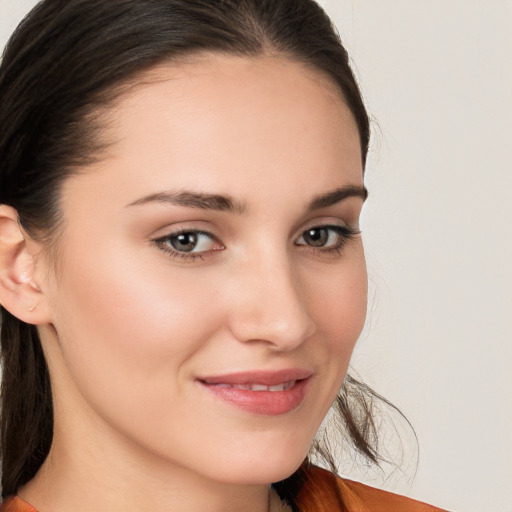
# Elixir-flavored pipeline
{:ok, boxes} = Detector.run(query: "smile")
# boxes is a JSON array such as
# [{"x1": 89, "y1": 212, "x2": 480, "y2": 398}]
[
  {"x1": 198, "y1": 369, "x2": 312, "y2": 415},
  {"x1": 207, "y1": 381, "x2": 297, "y2": 392}
]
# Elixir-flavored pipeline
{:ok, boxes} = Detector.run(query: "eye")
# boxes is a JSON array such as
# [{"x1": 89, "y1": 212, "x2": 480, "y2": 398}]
[
  {"x1": 295, "y1": 225, "x2": 359, "y2": 252},
  {"x1": 167, "y1": 231, "x2": 210, "y2": 252},
  {"x1": 154, "y1": 230, "x2": 224, "y2": 260}
]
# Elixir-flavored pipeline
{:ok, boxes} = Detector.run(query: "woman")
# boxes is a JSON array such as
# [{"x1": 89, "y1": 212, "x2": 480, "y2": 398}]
[{"x1": 0, "y1": 1, "x2": 445, "y2": 510}]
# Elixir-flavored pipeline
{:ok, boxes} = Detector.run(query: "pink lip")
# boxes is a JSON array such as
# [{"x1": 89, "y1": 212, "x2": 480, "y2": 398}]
[{"x1": 198, "y1": 368, "x2": 313, "y2": 416}]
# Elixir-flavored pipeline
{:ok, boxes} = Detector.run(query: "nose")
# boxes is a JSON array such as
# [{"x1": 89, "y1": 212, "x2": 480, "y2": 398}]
[{"x1": 226, "y1": 252, "x2": 316, "y2": 351}]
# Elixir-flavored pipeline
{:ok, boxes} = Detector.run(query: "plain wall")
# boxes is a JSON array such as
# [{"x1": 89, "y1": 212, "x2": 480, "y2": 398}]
[
  {"x1": 321, "y1": 1, "x2": 512, "y2": 511},
  {"x1": 1, "y1": 1, "x2": 511, "y2": 511}
]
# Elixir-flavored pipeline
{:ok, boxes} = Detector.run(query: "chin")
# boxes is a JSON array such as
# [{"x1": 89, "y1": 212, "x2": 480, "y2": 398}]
[{"x1": 204, "y1": 442, "x2": 309, "y2": 486}]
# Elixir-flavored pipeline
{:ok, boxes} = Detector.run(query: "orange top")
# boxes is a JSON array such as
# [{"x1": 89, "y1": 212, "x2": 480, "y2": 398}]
[
  {"x1": 295, "y1": 466, "x2": 446, "y2": 511},
  {"x1": 0, "y1": 466, "x2": 446, "y2": 512}
]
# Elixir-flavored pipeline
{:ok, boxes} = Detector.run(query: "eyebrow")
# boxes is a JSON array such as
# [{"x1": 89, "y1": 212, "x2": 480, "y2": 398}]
[
  {"x1": 306, "y1": 185, "x2": 368, "y2": 211},
  {"x1": 127, "y1": 185, "x2": 367, "y2": 213},
  {"x1": 127, "y1": 190, "x2": 247, "y2": 213}
]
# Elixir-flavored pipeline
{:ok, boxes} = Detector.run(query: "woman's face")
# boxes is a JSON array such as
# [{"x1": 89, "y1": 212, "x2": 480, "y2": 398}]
[{"x1": 37, "y1": 54, "x2": 367, "y2": 485}]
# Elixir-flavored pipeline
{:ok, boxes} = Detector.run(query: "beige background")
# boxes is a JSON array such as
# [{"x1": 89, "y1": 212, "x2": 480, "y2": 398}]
[
  {"x1": 2, "y1": 1, "x2": 511, "y2": 511},
  {"x1": 321, "y1": 1, "x2": 512, "y2": 511}
]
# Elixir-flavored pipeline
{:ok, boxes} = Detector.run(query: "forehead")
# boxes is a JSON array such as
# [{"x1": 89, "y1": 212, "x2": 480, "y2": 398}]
[{"x1": 65, "y1": 54, "x2": 363, "y2": 210}]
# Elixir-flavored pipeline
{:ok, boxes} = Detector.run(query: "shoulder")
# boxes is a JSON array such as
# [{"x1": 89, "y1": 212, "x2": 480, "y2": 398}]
[
  {"x1": 295, "y1": 465, "x2": 447, "y2": 512},
  {"x1": 0, "y1": 497, "x2": 37, "y2": 512}
]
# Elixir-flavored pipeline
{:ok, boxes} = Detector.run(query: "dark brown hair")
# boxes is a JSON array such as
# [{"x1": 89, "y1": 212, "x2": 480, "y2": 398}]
[{"x1": 0, "y1": 0, "x2": 383, "y2": 505}]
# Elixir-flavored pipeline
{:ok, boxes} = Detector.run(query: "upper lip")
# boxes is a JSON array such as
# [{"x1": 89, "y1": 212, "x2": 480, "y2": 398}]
[{"x1": 199, "y1": 368, "x2": 313, "y2": 386}]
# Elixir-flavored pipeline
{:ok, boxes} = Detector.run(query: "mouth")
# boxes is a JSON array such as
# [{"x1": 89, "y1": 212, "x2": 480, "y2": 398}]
[
  {"x1": 206, "y1": 380, "x2": 297, "y2": 392},
  {"x1": 197, "y1": 369, "x2": 312, "y2": 415}
]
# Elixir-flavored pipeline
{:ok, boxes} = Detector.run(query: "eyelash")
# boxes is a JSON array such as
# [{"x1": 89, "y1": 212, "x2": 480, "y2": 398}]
[
  {"x1": 295, "y1": 224, "x2": 360, "y2": 256},
  {"x1": 153, "y1": 229, "x2": 219, "y2": 261},
  {"x1": 153, "y1": 224, "x2": 360, "y2": 262}
]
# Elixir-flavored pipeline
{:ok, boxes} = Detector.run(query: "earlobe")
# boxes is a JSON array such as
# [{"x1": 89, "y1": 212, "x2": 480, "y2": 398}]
[{"x1": 0, "y1": 205, "x2": 51, "y2": 324}]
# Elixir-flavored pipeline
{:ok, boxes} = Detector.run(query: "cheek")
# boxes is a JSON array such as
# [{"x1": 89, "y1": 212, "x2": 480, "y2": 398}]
[
  {"x1": 306, "y1": 249, "x2": 367, "y2": 351},
  {"x1": 301, "y1": 246, "x2": 367, "y2": 411},
  {"x1": 49, "y1": 242, "x2": 224, "y2": 413}
]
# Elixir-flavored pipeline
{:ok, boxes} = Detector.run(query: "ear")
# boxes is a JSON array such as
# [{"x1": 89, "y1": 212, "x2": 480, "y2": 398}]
[{"x1": 0, "y1": 205, "x2": 52, "y2": 325}]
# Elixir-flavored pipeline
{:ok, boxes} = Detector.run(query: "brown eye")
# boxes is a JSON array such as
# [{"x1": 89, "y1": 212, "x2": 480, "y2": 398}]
[
  {"x1": 295, "y1": 225, "x2": 359, "y2": 252},
  {"x1": 302, "y1": 228, "x2": 329, "y2": 247},
  {"x1": 170, "y1": 232, "x2": 199, "y2": 252},
  {"x1": 156, "y1": 230, "x2": 223, "y2": 256}
]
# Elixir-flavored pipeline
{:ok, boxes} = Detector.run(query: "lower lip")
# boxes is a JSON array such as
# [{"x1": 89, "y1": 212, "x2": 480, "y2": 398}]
[{"x1": 199, "y1": 379, "x2": 310, "y2": 416}]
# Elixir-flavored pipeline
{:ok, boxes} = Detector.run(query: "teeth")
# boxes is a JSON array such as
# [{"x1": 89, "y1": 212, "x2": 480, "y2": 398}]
[
  {"x1": 212, "y1": 381, "x2": 296, "y2": 391},
  {"x1": 250, "y1": 384, "x2": 269, "y2": 391},
  {"x1": 269, "y1": 384, "x2": 285, "y2": 391}
]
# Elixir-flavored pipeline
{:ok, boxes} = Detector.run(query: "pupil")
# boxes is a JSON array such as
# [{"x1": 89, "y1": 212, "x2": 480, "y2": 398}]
[
  {"x1": 306, "y1": 228, "x2": 328, "y2": 247},
  {"x1": 172, "y1": 232, "x2": 198, "y2": 252}
]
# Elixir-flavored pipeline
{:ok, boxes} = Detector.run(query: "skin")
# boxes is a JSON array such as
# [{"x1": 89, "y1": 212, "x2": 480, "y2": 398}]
[{"x1": 12, "y1": 54, "x2": 367, "y2": 512}]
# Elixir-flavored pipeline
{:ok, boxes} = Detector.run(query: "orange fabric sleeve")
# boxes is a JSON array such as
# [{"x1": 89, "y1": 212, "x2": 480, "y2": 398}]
[
  {"x1": 0, "y1": 497, "x2": 37, "y2": 512},
  {"x1": 295, "y1": 465, "x2": 448, "y2": 512}
]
